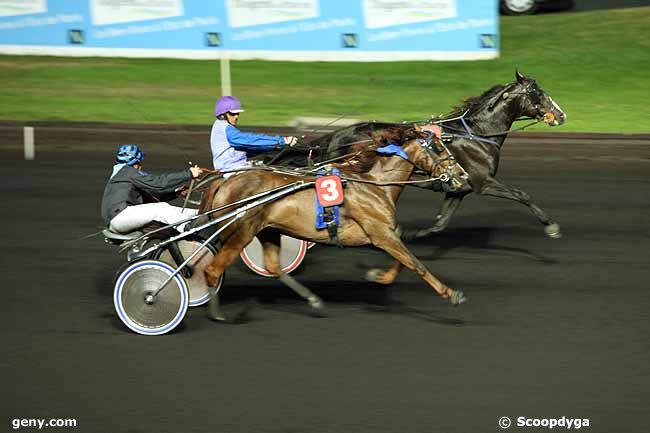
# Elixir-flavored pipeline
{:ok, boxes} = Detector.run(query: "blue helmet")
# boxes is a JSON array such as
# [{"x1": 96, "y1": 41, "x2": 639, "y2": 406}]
[{"x1": 116, "y1": 144, "x2": 145, "y2": 166}]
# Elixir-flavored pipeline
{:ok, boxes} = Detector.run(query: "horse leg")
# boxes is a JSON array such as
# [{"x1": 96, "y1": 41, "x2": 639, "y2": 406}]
[
  {"x1": 204, "y1": 224, "x2": 258, "y2": 321},
  {"x1": 432, "y1": 192, "x2": 466, "y2": 231},
  {"x1": 402, "y1": 193, "x2": 466, "y2": 240},
  {"x1": 366, "y1": 229, "x2": 466, "y2": 305},
  {"x1": 480, "y1": 179, "x2": 562, "y2": 238},
  {"x1": 258, "y1": 230, "x2": 325, "y2": 314}
]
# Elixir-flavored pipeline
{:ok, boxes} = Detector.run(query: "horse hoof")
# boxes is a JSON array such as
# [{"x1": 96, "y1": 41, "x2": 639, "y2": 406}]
[
  {"x1": 365, "y1": 269, "x2": 394, "y2": 285},
  {"x1": 366, "y1": 268, "x2": 383, "y2": 283},
  {"x1": 545, "y1": 223, "x2": 562, "y2": 239},
  {"x1": 430, "y1": 224, "x2": 446, "y2": 233},
  {"x1": 449, "y1": 290, "x2": 467, "y2": 306},
  {"x1": 309, "y1": 296, "x2": 324, "y2": 309},
  {"x1": 308, "y1": 296, "x2": 327, "y2": 317},
  {"x1": 206, "y1": 295, "x2": 226, "y2": 322}
]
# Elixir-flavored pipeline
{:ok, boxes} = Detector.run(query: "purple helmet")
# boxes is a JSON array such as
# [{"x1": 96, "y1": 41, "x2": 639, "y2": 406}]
[{"x1": 214, "y1": 96, "x2": 245, "y2": 117}]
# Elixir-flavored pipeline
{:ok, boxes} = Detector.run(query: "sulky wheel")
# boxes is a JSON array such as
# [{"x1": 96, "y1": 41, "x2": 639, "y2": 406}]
[
  {"x1": 113, "y1": 259, "x2": 189, "y2": 336},
  {"x1": 240, "y1": 235, "x2": 308, "y2": 277},
  {"x1": 156, "y1": 240, "x2": 224, "y2": 307}
]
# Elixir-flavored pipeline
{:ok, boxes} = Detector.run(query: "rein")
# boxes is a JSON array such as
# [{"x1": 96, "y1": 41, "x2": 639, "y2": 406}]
[
  {"x1": 437, "y1": 117, "x2": 543, "y2": 139},
  {"x1": 315, "y1": 138, "x2": 375, "y2": 154},
  {"x1": 475, "y1": 119, "x2": 542, "y2": 137},
  {"x1": 195, "y1": 127, "x2": 464, "y2": 189},
  {"x1": 194, "y1": 145, "x2": 452, "y2": 188},
  {"x1": 338, "y1": 137, "x2": 458, "y2": 186},
  {"x1": 338, "y1": 173, "x2": 449, "y2": 186},
  {"x1": 266, "y1": 142, "x2": 321, "y2": 165},
  {"x1": 420, "y1": 112, "x2": 544, "y2": 147}
]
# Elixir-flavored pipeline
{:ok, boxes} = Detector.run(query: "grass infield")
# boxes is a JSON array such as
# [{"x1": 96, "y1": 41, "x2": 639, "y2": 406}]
[{"x1": 1, "y1": 7, "x2": 648, "y2": 133}]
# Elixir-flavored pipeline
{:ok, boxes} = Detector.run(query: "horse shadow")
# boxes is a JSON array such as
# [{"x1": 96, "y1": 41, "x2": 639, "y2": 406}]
[
  {"x1": 93, "y1": 242, "x2": 477, "y2": 331},
  {"x1": 220, "y1": 276, "x2": 468, "y2": 326},
  {"x1": 403, "y1": 225, "x2": 559, "y2": 264}
]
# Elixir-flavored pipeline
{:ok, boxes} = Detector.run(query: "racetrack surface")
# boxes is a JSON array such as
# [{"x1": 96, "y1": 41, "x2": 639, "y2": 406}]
[{"x1": 1, "y1": 131, "x2": 649, "y2": 433}]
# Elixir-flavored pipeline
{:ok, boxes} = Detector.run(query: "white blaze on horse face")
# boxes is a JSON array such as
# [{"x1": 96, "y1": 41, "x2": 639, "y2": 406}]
[{"x1": 549, "y1": 96, "x2": 567, "y2": 124}]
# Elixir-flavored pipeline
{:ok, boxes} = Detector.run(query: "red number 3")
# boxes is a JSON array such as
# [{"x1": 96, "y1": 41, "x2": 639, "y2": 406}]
[{"x1": 316, "y1": 176, "x2": 344, "y2": 206}]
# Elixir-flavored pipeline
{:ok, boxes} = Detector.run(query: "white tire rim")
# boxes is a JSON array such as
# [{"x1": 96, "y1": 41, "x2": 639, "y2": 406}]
[
  {"x1": 114, "y1": 260, "x2": 189, "y2": 336},
  {"x1": 240, "y1": 236, "x2": 308, "y2": 277}
]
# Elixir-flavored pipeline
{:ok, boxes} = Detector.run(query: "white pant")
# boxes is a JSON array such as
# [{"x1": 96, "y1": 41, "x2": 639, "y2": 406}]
[
  {"x1": 109, "y1": 203, "x2": 198, "y2": 234},
  {"x1": 223, "y1": 166, "x2": 250, "y2": 179}
]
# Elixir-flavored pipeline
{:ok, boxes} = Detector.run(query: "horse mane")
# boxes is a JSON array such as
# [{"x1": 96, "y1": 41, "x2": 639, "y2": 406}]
[
  {"x1": 445, "y1": 84, "x2": 509, "y2": 118},
  {"x1": 334, "y1": 125, "x2": 420, "y2": 173}
]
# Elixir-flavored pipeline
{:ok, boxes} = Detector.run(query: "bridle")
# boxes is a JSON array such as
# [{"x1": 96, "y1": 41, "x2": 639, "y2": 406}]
[
  {"x1": 500, "y1": 81, "x2": 559, "y2": 125},
  {"x1": 416, "y1": 131, "x2": 468, "y2": 185}
]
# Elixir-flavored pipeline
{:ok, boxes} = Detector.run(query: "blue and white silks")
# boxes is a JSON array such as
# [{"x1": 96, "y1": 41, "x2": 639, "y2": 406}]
[
  {"x1": 110, "y1": 163, "x2": 127, "y2": 179},
  {"x1": 210, "y1": 119, "x2": 284, "y2": 171},
  {"x1": 110, "y1": 163, "x2": 147, "y2": 179}
]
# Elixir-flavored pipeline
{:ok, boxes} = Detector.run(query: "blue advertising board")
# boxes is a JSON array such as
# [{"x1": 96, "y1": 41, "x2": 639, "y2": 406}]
[{"x1": 0, "y1": 0, "x2": 498, "y2": 60}]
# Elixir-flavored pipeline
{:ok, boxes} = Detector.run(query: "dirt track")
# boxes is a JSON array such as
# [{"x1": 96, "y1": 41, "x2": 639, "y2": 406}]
[{"x1": 1, "y1": 122, "x2": 649, "y2": 433}]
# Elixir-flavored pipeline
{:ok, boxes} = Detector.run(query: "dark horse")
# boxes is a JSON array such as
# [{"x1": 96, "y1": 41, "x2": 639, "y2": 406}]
[
  {"x1": 259, "y1": 71, "x2": 567, "y2": 239},
  {"x1": 200, "y1": 128, "x2": 469, "y2": 319}
]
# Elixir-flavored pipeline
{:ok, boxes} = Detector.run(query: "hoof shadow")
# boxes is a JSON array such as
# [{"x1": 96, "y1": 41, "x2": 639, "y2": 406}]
[{"x1": 363, "y1": 301, "x2": 467, "y2": 326}]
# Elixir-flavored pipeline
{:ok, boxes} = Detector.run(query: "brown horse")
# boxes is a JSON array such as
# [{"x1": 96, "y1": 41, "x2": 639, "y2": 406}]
[{"x1": 199, "y1": 128, "x2": 468, "y2": 319}]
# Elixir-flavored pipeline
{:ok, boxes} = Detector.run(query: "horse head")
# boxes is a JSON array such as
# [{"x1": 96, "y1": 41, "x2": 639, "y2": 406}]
[
  {"x1": 510, "y1": 70, "x2": 567, "y2": 126},
  {"x1": 403, "y1": 132, "x2": 469, "y2": 190},
  {"x1": 340, "y1": 127, "x2": 468, "y2": 191}
]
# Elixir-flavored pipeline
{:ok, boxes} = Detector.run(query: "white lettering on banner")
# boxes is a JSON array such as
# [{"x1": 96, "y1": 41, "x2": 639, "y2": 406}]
[
  {"x1": 227, "y1": 0, "x2": 319, "y2": 28},
  {"x1": 363, "y1": 0, "x2": 457, "y2": 29},
  {"x1": 93, "y1": 16, "x2": 219, "y2": 39},
  {"x1": 0, "y1": 0, "x2": 46, "y2": 18},
  {"x1": 91, "y1": 0, "x2": 184, "y2": 26},
  {"x1": 231, "y1": 17, "x2": 355, "y2": 41},
  {"x1": 367, "y1": 18, "x2": 493, "y2": 42},
  {"x1": 0, "y1": 14, "x2": 83, "y2": 30}
]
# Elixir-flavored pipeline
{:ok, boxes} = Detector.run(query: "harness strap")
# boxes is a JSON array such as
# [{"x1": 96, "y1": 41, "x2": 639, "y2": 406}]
[
  {"x1": 445, "y1": 131, "x2": 500, "y2": 146},
  {"x1": 315, "y1": 168, "x2": 343, "y2": 247},
  {"x1": 430, "y1": 115, "x2": 542, "y2": 142},
  {"x1": 460, "y1": 116, "x2": 475, "y2": 140}
]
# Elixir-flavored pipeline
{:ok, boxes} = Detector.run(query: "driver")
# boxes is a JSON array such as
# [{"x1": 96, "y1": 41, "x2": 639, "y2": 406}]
[
  {"x1": 210, "y1": 95, "x2": 297, "y2": 173},
  {"x1": 101, "y1": 144, "x2": 202, "y2": 234}
]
